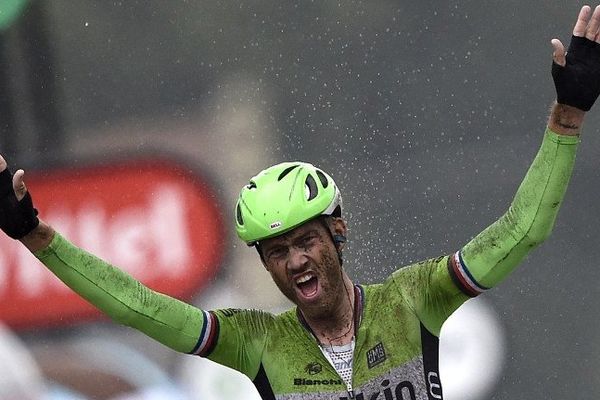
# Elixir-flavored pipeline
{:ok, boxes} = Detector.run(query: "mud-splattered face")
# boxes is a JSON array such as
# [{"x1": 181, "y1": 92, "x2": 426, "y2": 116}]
[{"x1": 260, "y1": 218, "x2": 347, "y2": 318}]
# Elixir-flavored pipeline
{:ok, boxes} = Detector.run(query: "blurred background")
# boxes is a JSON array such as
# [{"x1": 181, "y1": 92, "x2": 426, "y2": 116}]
[{"x1": 1, "y1": 0, "x2": 599, "y2": 399}]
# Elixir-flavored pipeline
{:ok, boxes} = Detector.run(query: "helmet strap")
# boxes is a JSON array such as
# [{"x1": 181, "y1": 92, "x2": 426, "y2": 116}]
[{"x1": 254, "y1": 243, "x2": 265, "y2": 264}]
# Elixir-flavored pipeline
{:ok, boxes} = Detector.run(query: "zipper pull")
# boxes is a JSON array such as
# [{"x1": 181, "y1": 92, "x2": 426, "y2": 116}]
[{"x1": 347, "y1": 389, "x2": 355, "y2": 399}]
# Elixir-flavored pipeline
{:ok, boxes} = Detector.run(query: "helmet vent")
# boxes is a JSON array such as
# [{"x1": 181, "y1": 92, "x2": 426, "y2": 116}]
[
  {"x1": 236, "y1": 203, "x2": 244, "y2": 225},
  {"x1": 278, "y1": 165, "x2": 299, "y2": 181},
  {"x1": 246, "y1": 181, "x2": 257, "y2": 190},
  {"x1": 305, "y1": 174, "x2": 318, "y2": 201},
  {"x1": 316, "y1": 170, "x2": 328, "y2": 188}
]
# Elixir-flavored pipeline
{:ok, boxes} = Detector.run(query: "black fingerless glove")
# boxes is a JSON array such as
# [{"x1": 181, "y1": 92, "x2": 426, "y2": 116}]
[
  {"x1": 0, "y1": 168, "x2": 39, "y2": 239},
  {"x1": 552, "y1": 35, "x2": 600, "y2": 111}
]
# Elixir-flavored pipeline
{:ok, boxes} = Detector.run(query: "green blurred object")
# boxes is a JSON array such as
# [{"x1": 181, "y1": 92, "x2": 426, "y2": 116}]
[{"x1": 0, "y1": 0, "x2": 28, "y2": 31}]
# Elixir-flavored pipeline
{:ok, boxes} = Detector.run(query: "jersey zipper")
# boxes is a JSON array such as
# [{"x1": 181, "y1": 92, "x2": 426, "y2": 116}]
[
  {"x1": 297, "y1": 285, "x2": 364, "y2": 399},
  {"x1": 319, "y1": 341, "x2": 355, "y2": 398},
  {"x1": 346, "y1": 384, "x2": 355, "y2": 399}
]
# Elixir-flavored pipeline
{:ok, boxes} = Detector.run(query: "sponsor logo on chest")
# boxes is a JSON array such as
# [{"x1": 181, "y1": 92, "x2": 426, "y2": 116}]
[
  {"x1": 294, "y1": 361, "x2": 342, "y2": 386},
  {"x1": 367, "y1": 342, "x2": 387, "y2": 369},
  {"x1": 305, "y1": 362, "x2": 323, "y2": 375}
]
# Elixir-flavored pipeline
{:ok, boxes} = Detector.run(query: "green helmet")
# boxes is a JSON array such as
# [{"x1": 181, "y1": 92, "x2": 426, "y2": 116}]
[{"x1": 235, "y1": 161, "x2": 342, "y2": 245}]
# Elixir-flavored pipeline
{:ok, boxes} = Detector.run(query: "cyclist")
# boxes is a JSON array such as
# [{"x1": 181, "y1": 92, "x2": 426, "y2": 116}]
[{"x1": 2, "y1": 5, "x2": 600, "y2": 399}]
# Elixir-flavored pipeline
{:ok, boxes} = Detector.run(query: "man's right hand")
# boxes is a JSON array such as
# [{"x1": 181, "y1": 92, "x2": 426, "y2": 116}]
[
  {"x1": 0, "y1": 155, "x2": 55, "y2": 252},
  {"x1": 0, "y1": 155, "x2": 40, "y2": 240}
]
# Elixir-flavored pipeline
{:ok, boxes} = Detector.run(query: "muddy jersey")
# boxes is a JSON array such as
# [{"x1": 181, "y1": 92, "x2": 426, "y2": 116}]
[{"x1": 197, "y1": 254, "x2": 468, "y2": 400}]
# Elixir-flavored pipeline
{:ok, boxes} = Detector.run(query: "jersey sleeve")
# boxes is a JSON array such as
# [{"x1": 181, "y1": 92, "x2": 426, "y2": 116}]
[
  {"x1": 392, "y1": 128, "x2": 579, "y2": 336},
  {"x1": 35, "y1": 233, "x2": 273, "y2": 380},
  {"x1": 454, "y1": 128, "x2": 579, "y2": 294},
  {"x1": 35, "y1": 233, "x2": 206, "y2": 353}
]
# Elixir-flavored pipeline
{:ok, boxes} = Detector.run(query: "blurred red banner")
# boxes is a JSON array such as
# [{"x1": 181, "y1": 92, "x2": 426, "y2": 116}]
[{"x1": 0, "y1": 158, "x2": 226, "y2": 330}]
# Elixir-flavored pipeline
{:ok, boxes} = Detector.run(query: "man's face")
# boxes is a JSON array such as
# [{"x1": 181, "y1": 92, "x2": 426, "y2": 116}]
[{"x1": 259, "y1": 218, "x2": 346, "y2": 317}]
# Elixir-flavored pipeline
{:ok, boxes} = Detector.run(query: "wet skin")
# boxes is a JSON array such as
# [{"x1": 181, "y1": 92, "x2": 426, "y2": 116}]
[{"x1": 260, "y1": 218, "x2": 355, "y2": 342}]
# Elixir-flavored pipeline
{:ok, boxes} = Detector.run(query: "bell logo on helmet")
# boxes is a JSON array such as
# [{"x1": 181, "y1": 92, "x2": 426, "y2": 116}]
[{"x1": 270, "y1": 221, "x2": 282, "y2": 230}]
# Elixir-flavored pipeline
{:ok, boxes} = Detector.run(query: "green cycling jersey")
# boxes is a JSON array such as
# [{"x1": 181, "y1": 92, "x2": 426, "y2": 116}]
[{"x1": 35, "y1": 128, "x2": 579, "y2": 399}]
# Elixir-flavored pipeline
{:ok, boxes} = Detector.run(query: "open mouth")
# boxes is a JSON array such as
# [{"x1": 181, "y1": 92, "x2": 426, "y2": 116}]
[{"x1": 295, "y1": 273, "x2": 319, "y2": 299}]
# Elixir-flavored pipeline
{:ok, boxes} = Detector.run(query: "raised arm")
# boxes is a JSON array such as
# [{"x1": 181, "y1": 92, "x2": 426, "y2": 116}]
[
  {"x1": 0, "y1": 155, "x2": 204, "y2": 354},
  {"x1": 0, "y1": 155, "x2": 272, "y2": 380},
  {"x1": 456, "y1": 106, "x2": 579, "y2": 292},
  {"x1": 452, "y1": 5, "x2": 600, "y2": 293},
  {"x1": 399, "y1": 5, "x2": 600, "y2": 335},
  {"x1": 405, "y1": 104, "x2": 581, "y2": 336}
]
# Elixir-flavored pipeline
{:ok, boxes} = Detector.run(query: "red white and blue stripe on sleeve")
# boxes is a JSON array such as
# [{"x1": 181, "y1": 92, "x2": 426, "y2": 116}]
[
  {"x1": 190, "y1": 310, "x2": 219, "y2": 357},
  {"x1": 447, "y1": 251, "x2": 489, "y2": 297}
]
